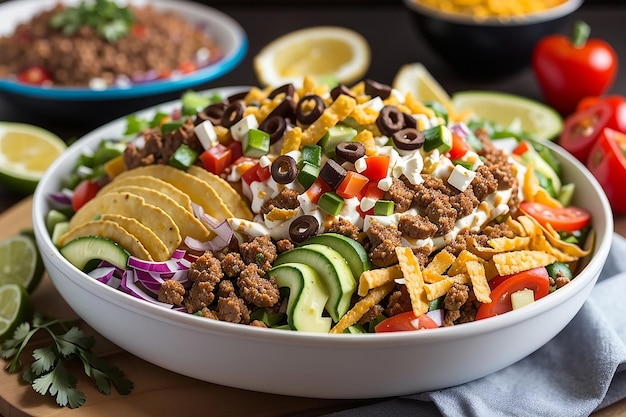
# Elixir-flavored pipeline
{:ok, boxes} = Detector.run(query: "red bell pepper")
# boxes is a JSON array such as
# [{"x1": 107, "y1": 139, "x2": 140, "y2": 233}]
[
  {"x1": 359, "y1": 155, "x2": 389, "y2": 182},
  {"x1": 532, "y1": 21, "x2": 618, "y2": 116},
  {"x1": 586, "y1": 128, "x2": 626, "y2": 214}
]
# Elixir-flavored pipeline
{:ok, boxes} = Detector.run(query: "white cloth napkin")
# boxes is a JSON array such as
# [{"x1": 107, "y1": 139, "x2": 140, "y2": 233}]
[{"x1": 326, "y1": 234, "x2": 626, "y2": 417}]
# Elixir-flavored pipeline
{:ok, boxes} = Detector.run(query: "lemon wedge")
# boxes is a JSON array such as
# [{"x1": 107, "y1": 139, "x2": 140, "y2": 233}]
[
  {"x1": 0, "y1": 122, "x2": 66, "y2": 194},
  {"x1": 254, "y1": 26, "x2": 371, "y2": 87},
  {"x1": 392, "y1": 63, "x2": 453, "y2": 110}
]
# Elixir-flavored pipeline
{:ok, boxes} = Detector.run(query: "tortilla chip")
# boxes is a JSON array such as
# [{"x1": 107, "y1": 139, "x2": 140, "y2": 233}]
[
  {"x1": 100, "y1": 214, "x2": 171, "y2": 261},
  {"x1": 115, "y1": 165, "x2": 233, "y2": 220},
  {"x1": 424, "y1": 278, "x2": 455, "y2": 301},
  {"x1": 68, "y1": 191, "x2": 181, "y2": 251},
  {"x1": 187, "y1": 165, "x2": 254, "y2": 220},
  {"x1": 99, "y1": 175, "x2": 193, "y2": 212},
  {"x1": 58, "y1": 219, "x2": 152, "y2": 260}
]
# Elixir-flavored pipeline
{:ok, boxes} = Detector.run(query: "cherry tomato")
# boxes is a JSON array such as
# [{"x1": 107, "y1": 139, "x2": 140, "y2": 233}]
[
  {"x1": 519, "y1": 201, "x2": 591, "y2": 232},
  {"x1": 559, "y1": 101, "x2": 613, "y2": 163},
  {"x1": 17, "y1": 66, "x2": 52, "y2": 85},
  {"x1": 475, "y1": 267, "x2": 550, "y2": 320},
  {"x1": 72, "y1": 180, "x2": 101, "y2": 212},
  {"x1": 576, "y1": 95, "x2": 626, "y2": 134},
  {"x1": 532, "y1": 21, "x2": 618, "y2": 116},
  {"x1": 586, "y1": 128, "x2": 626, "y2": 214},
  {"x1": 374, "y1": 311, "x2": 439, "y2": 333},
  {"x1": 448, "y1": 132, "x2": 470, "y2": 160}
]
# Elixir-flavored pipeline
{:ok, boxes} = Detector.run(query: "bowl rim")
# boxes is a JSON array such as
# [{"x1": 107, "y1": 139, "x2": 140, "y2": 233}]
[
  {"x1": 32, "y1": 86, "x2": 614, "y2": 348},
  {"x1": 403, "y1": 0, "x2": 584, "y2": 26},
  {"x1": 0, "y1": 0, "x2": 248, "y2": 101}
]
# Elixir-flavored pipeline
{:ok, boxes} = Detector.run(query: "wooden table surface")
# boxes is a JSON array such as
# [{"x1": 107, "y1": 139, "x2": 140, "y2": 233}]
[{"x1": 2, "y1": 1, "x2": 626, "y2": 415}]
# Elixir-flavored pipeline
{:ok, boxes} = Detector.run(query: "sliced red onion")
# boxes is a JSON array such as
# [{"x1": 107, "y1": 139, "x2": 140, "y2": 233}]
[
  {"x1": 426, "y1": 309, "x2": 444, "y2": 327},
  {"x1": 89, "y1": 266, "x2": 117, "y2": 285},
  {"x1": 450, "y1": 122, "x2": 471, "y2": 139},
  {"x1": 119, "y1": 270, "x2": 175, "y2": 309},
  {"x1": 189, "y1": 203, "x2": 233, "y2": 251},
  {"x1": 134, "y1": 268, "x2": 189, "y2": 295},
  {"x1": 128, "y1": 256, "x2": 180, "y2": 273},
  {"x1": 47, "y1": 190, "x2": 73, "y2": 207},
  {"x1": 131, "y1": 69, "x2": 159, "y2": 84}
]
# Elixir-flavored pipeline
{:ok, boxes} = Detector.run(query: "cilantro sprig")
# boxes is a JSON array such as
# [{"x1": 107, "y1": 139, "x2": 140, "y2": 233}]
[
  {"x1": 2, "y1": 313, "x2": 133, "y2": 409},
  {"x1": 49, "y1": 0, "x2": 136, "y2": 43}
]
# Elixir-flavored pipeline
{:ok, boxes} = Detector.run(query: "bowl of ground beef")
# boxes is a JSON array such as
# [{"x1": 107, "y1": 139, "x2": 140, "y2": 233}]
[
  {"x1": 30, "y1": 80, "x2": 614, "y2": 399},
  {"x1": 0, "y1": 0, "x2": 247, "y2": 125}
]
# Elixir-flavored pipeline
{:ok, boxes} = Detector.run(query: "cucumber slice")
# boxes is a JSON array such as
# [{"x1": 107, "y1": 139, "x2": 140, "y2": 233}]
[
  {"x1": 274, "y1": 244, "x2": 356, "y2": 322},
  {"x1": 300, "y1": 232, "x2": 371, "y2": 279},
  {"x1": 60, "y1": 236, "x2": 130, "y2": 270},
  {"x1": 269, "y1": 262, "x2": 331, "y2": 332}
]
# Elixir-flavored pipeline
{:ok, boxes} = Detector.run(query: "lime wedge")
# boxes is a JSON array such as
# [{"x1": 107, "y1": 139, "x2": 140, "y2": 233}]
[
  {"x1": 0, "y1": 122, "x2": 66, "y2": 194},
  {"x1": 0, "y1": 283, "x2": 33, "y2": 341},
  {"x1": 0, "y1": 235, "x2": 44, "y2": 293},
  {"x1": 392, "y1": 62, "x2": 454, "y2": 113},
  {"x1": 451, "y1": 91, "x2": 563, "y2": 140}
]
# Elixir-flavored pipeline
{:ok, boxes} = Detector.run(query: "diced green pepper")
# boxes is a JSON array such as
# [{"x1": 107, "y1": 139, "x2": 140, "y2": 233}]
[
  {"x1": 161, "y1": 120, "x2": 184, "y2": 136},
  {"x1": 297, "y1": 161, "x2": 321, "y2": 189},
  {"x1": 169, "y1": 144, "x2": 198, "y2": 170},
  {"x1": 242, "y1": 128, "x2": 270, "y2": 157},
  {"x1": 301, "y1": 144, "x2": 323, "y2": 168},
  {"x1": 181, "y1": 90, "x2": 212, "y2": 116},
  {"x1": 374, "y1": 200, "x2": 394, "y2": 216},
  {"x1": 317, "y1": 192, "x2": 344, "y2": 216}
]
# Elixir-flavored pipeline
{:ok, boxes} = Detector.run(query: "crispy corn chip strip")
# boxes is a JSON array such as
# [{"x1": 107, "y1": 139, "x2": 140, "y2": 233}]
[
  {"x1": 264, "y1": 207, "x2": 300, "y2": 222},
  {"x1": 404, "y1": 93, "x2": 436, "y2": 118},
  {"x1": 301, "y1": 95, "x2": 357, "y2": 145},
  {"x1": 357, "y1": 264, "x2": 402, "y2": 296},
  {"x1": 330, "y1": 281, "x2": 395, "y2": 334},
  {"x1": 426, "y1": 250, "x2": 456, "y2": 274},
  {"x1": 349, "y1": 106, "x2": 379, "y2": 126},
  {"x1": 488, "y1": 236, "x2": 532, "y2": 252},
  {"x1": 521, "y1": 162, "x2": 562, "y2": 208},
  {"x1": 467, "y1": 260, "x2": 491, "y2": 303},
  {"x1": 449, "y1": 273, "x2": 470, "y2": 285},
  {"x1": 448, "y1": 249, "x2": 484, "y2": 276},
  {"x1": 424, "y1": 278, "x2": 455, "y2": 301},
  {"x1": 352, "y1": 129, "x2": 377, "y2": 156},
  {"x1": 505, "y1": 216, "x2": 526, "y2": 237},
  {"x1": 492, "y1": 250, "x2": 557, "y2": 276},
  {"x1": 244, "y1": 86, "x2": 269, "y2": 104},
  {"x1": 542, "y1": 222, "x2": 592, "y2": 258},
  {"x1": 281, "y1": 126, "x2": 303, "y2": 154},
  {"x1": 59, "y1": 219, "x2": 153, "y2": 261},
  {"x1": 396, "y1": 247, "x2": 429, "y2": 316},
  {"x1": 422, "y1": 269, "x2": 447, "y2": 283}
]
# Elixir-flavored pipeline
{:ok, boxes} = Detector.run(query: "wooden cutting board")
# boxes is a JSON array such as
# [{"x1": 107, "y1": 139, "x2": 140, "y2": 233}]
[{"x1": 0, "y1": 198, "x2": 366, "y2": 417}]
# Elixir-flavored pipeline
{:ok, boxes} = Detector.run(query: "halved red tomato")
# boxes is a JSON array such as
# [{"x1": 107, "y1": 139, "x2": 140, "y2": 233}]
[
  {"x1": 559, "y1": 101, "x2": 612, "y2": 163},
  {"x1": 374, "y1": 311, "x2": 438, "y2": 333},
  {"x1": 17, "y1": 66, "x2": 52, "y2": 85},
  {"x1": 519, "y1": 201, "x2": 591, "y2": 232},
  {"x1": 475, "y1": 267, "x2": 550, "y2": 320}
]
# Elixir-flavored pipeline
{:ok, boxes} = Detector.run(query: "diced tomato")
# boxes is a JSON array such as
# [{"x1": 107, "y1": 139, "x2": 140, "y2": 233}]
[
  {"x1": 241, "y1": 162, "x2": 271, "y2": 186},
  {"x1": 178, "y1": 61, "x2": 197, "y2": 74},
  {"x1": 512, "y1": 141, "x2": 531, "y2": 156},
  {"x1": 72, "y1": 180, "x2": 101, "y2": 212},
  {"x1": 131, "y1": 24, "x2": 147, "y2": 38},
  {"x1": 519, "y1": 201, "x2": 591, "y2": 232},
  {"x1": 199, "y1": 144, "x2": 232, "y2": 175},
  {"x1": 359, "y1": 155, "x2": 390, "y2": 181},
  {"x1": 374, "y1": 311, "x2": 439, "y2": 333},
  {"x1": 448, "y1": 132, "x2": 470, "y2": 160},
  {"x1": 306, "y1": 177, "x2": 332, "y2": 204},
  {"x1": 17, "y1": 66, "x2": 52, "y2": 85},
  {"x1": 227, "y1": 140, "x2": 244, "y2": 162},
  {"x1": 475, "y1": 267, "x2": 550, "y2": 320},
  {"x1": 356, "y1": 182, "x2": 386, "y2": 217},
  {"x1": 336, "y1": 171, "x2": 369, "y2": 199}
]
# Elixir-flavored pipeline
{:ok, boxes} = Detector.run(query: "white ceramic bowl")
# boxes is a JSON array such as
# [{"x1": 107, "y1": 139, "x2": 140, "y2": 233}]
[
  {"x1": 32, "y1": 89, "x2": 613, "y2": 399},
  {"x1": 0, "y1": 0, "x2": 247, "y2": 125}
]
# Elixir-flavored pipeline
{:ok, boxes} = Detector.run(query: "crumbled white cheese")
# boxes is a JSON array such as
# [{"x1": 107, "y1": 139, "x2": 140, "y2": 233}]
[
  {"x1": 194, "y1": 120, "x2": 218, "y2": 150},
  {"x1": 230, "y1": 114, "x2": 258, "y2": 142},
  {"x1": 447, "y1": 164, "x2": 476, "y2": 192}
]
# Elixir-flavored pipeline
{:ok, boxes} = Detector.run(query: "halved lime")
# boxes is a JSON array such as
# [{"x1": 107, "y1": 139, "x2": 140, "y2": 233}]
[
  {"x1": 0, "y1": 235, "x2": 45, "y2": 293},
  {"x1": 0, "y1": 122, "x2": 66, "y2": 194},
  {"x1": 451, "y1": 91, "x2": 563, "y2": 140},
  {"x1": 0, "y1": 283, "x2": 33, "y2": 341}
]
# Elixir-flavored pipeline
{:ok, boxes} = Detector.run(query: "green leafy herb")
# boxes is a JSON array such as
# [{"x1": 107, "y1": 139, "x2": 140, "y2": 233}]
[
  {"x1": 2, "y1": 313, "x2": 133, "y2": 408},
  {"x1": 49, "y1": 0, "x2": 136, "y2": 43}
]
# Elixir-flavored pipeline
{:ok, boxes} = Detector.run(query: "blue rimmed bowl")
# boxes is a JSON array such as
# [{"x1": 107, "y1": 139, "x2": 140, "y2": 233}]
[{"x1": 0, "y1": 0, "x2": 247, "y2": 126}]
